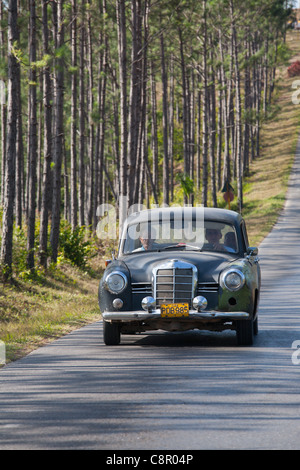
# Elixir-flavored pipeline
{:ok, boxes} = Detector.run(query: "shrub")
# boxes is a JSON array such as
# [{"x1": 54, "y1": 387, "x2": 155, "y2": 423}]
[{"x1": 59, "y1": 222, "x2": 96, "y2": 269}]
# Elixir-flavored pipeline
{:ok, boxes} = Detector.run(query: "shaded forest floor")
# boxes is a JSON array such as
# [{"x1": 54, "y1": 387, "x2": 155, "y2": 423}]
[{"x1": 1, "y1": 31, "x2": 300, "y2": 365}]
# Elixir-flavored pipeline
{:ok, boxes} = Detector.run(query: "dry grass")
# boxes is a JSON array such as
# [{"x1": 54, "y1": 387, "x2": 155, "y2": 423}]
[{"x1": 0, "y1": 259, "x2": 103, "y2": 363}]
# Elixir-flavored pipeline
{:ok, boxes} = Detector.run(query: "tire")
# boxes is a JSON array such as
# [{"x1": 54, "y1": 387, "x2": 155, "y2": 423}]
[
  {"x1": 253, "y1": 315, "x2": 258, "y2": 335},
  {"x1": 236, "y1": 319, "x2": 254, "y2": 346},
  {"x1": 103, "y1": 320, "x2": 121, "y2": 345}
]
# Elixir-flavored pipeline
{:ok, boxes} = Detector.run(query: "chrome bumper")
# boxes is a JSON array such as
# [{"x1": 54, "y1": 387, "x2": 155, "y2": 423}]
[{"x1": 102, "y1": 309, "x2": 250, "y2": 322}]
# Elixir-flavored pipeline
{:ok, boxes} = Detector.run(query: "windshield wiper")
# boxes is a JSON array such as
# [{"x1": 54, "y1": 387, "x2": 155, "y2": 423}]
[{"x1": 160, "y1": 243, "x2": 201, "y2": 251}]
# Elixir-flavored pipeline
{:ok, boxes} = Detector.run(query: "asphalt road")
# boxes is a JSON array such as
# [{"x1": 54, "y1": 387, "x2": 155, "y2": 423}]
[{"x1": 1, "y1": 145, "x2": 300, "y2": 451}]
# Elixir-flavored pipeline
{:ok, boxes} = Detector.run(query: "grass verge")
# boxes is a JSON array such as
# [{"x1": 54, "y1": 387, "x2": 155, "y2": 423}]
[{"x1": 0, "y1": 258, "x2": 104, "y2": 364}]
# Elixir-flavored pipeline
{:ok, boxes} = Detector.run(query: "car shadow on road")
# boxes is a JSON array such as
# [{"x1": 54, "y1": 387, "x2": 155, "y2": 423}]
[{"x1": 123, "y1": 329, "x2": 238, "y2": 348}]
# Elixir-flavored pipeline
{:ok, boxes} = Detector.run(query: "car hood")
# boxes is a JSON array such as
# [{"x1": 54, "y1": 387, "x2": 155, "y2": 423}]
[{"x1": 119, "y1": 251, "x2": 238, "y2": 283}]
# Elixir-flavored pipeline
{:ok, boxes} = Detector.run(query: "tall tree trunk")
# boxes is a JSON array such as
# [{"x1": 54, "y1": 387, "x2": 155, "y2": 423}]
[
  {"x1": 150, "y1": 60, "x2": 158, "y2": 189},
  {"x1": 133, "y1": 0, "x2": 149, "y2": 205},
  {"x1": 78, "y1": 0, "x2": 85, "y2": 226},
  {"x1": 209, "y1": 39, "x2": 217, "y2": 207},
  {"x1": 219, "y1": 29, "x2": 231, "y2": 188},
  {"x1": 216, "y1": 67, "x2": 222, "y2": 190},
  {"x1": 160, "y1": 32, "x2": 169, "y2": 206},
  {"x1": 0, "y1": 0, "x2": 18, "y2": 273},
  {"x1": 70, "y1": 0, "x2": 78, "y2": 229},
  {"x1": 243, "y1": 39, "x2": 250, "y2": 176},
  {"x1": 94, "y1": 0, "x2": 108, "y2": 229},
  {"x1": 230, "y1": 0, "x2": 242, "y2": 213},
  {"x1": 15, "y1": 22, "x2": 23, "y2": 228},
  {"x1": 169, "y1": 54, "x2": 174, "y2": 202},
  {"x1": 0, "y1": 0, "x2": 6, "y2": 207},
  {"x1": 196, "y1": 81, "x2": 201, "y2": 192},
  {"x1": 116, "y1": 0, "x2": 128, "y2": 232},
  {"x1": 86, "y1": 0, "x2": 94, "y2": 227},
  {"x1": 39, "y1": 0, "x2": 52, "y2": 267},
  {"x1": 179, "y1": 27, "x2": 189, "y2": 203},
  {"x1": 189, "y1": 69, "x2": 195, "y2": 206},
  {"x1": 26, "y1": 0, "x2": 38, "y2": 271},
  {"x1": 201, "y1": 0, "x2": 208, "y2": 207},
  {"x1": 50, "y1": 0, "x2": 64, "y2": 263},
  {"x1": 127, "y1": 0, "x2": 142, "y2": 207}
]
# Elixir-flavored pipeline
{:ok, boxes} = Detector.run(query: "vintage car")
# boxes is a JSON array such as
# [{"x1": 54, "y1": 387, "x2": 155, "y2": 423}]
[{"x1": 98, "y1": 207, "x2": 261, "y2": 346}]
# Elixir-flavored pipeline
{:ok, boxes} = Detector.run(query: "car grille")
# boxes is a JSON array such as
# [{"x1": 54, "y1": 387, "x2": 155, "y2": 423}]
[
  {"x1": 153, "y1": 260, "x2": 197, "y2": 308},
  {"x1": 131, "y1": 282, "x2": 152, "y2": 295},
  {"x1": 197, "y1": 282, "x2": 219, "y2": 294}
]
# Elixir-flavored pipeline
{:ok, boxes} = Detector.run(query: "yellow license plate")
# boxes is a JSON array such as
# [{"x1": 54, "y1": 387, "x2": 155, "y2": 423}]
[{"x1": 161, "y1": 303, "x2": 189, "y2": 318}]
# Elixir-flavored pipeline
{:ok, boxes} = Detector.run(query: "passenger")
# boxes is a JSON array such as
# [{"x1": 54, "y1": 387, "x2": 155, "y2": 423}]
[
  {"x1": 205, "y1": 227, "x2": 235, "y2": 253},
  {"x1": 224, "y1": 232, "x2": 237, "y2": 252}
]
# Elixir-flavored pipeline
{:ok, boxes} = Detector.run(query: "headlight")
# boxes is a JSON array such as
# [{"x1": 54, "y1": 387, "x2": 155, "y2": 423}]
[
  {"x1": 221, "y1": 268, "x2": 245, "y2": 292},
  {"x1": 104, "y1": 271, "x2": 128, "y2": 294}
]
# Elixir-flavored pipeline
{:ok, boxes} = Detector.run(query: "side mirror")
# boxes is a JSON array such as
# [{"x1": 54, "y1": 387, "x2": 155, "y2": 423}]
[{"x1": 247, "y1": 246, "x2": 258, "y2": 257}]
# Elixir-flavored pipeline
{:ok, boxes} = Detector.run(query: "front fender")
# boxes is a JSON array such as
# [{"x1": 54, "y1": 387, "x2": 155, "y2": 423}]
[
  {"x1": 218, "y1": 259, "x2": 259, "y2": 314},
  {"x1": 98, "y1": 260, "x2": 132, "y2": 313}
]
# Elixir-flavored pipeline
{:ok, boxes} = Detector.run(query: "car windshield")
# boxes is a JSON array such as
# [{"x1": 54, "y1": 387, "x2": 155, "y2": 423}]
[{"x1": 121, "y1": 218, "x2": 238, "y2": 254}]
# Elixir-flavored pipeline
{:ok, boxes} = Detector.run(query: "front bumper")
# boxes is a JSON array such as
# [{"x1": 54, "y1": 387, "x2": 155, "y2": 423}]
[{"x1": 102, "y1": 309, "x2": 250, "y2": 322}]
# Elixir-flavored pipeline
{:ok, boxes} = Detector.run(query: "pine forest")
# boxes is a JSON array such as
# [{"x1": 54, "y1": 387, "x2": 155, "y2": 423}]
[{"x1": 0, "y1": 0, "x2": 293, "y2": 274}]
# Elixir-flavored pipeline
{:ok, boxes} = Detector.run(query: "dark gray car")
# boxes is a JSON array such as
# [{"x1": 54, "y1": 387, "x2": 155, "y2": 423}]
[{"x1": 98, "y1": 207, "x2": 261, "y2": 346}]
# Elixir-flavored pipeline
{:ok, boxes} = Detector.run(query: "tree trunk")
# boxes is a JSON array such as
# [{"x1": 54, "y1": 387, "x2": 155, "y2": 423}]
[
  {"x1": 179, "y1": 27, "x2": 189, "y2": 203},
  {"x1": 169, "y1": 54, "x2": 174, "y2": 202},
  {"x1": 127, "y1": 0, "x2": 142, "y2": 208},
  {"x1": 160, "y1": 32, "x2": 169, "y2": 206},
  {"x1": 230, "y1": 0, "x2": 242, "y2": 213},
  {"x1": 70, "y1": 0, "x2": 78, "y2": 229},
  {"x1": 39, "y1": 0, "x2": 52, "y2": 267},
  {"x1": 116, "y1": 0, "x2": 128, "y2": 232},
  {"x1": 216, "y1": 67, "x2": 222, "y2": 190},
  {"x1": 0, "y1": 0, "x2": 6, "y2": 207},
  {"x1": 94, "y1": 0, "x2": 108, "y2": 229},
  {"x1": 209, "y1": 39, "x2": 217, "y2": 207},
  {"x1": 86, "y1": 0, "x2": 94, "y2": 227},
  {"x1": 0, "y1": 0, "x2": 18, "y2": 273},
  {"x1": 219, "y1": 29, "x2": 231, "y2": 188},
  {"x1": 202, "y1": 0, "x2": 208, "y2": 207},
  {"x1": 50, "y1": 0, "x2": 64, "y2": 263},
  {"x1": 26, "y1": 0, "x2": 38, "y2": 271},
  {"x1": 15, "y1": 27, "x2": 23, "y2": 228},
  {"x1": 150, "y1": 60, "x2": 158, "y2": 190},
  {"x1": 78, "y1": 0, "x2": 85, "y2": 226}
]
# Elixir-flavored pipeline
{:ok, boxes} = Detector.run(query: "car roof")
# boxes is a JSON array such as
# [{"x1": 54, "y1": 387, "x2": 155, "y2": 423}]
[{"x1": 123, "y1": 206, "x2": 242, "y2": 227}]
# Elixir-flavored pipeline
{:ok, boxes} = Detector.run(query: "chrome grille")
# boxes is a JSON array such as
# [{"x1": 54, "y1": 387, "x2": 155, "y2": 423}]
[
  {"x1": 153, "y1": 260, "x2": 197, "y2": 308},
  {"x1": 132, "y1": 282, "x2": 152, "y2": 295},
  {"x1": 197, "y1": 282, "x2": 219, "y2": 294}
]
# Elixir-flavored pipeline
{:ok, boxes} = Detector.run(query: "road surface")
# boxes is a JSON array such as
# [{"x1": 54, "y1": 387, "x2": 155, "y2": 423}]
[{"x1": 1, "y1": 142, "x2": 300, "y2": 450}]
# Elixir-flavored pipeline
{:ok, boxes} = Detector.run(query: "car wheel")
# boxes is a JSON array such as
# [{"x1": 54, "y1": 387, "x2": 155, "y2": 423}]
[
  {"x1": 253, "y1": 316, "x2": 258, "y2": 335},
  {"x1": 103, "y1": 320, "x2": 121, "y2": 345},
  {"x1": 236, "y1": 319, "x2": 254, "y2": 346}
]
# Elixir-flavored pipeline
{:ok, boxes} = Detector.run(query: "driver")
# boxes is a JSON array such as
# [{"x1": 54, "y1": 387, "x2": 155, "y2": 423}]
[
  {"x1": 134, "y1": 227, "x2": 156, "y2": 251},
  {"x1": 205, "y1": 228, "x2": 224, "y2": 251},
  {"x1": 205, "y1": 227, "x2": 235, "y2": 253}
]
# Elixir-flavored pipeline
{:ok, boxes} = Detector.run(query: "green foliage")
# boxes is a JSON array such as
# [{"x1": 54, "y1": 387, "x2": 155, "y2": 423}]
[
  {"x1": 12, "y1": 227, "x2": 28, "y2": 276},
  {"x1": 176, "y1": 172, "x2": 194, "y2": 198},
  {"x1": 58, "y1": 222, "x2": 96, "y2": 269}
]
